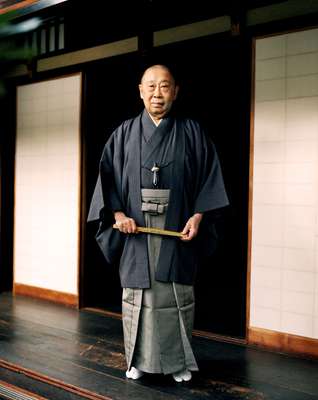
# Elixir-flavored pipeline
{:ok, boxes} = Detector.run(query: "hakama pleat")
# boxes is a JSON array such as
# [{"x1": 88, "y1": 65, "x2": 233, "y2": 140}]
[{"x1": 122, "y1": 189, "x2": 198, "y2": 375}]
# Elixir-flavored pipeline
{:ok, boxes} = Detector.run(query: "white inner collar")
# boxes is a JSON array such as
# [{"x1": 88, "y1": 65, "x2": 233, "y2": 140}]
[{"x1": 148, "y1": 112, "x2": 162, "y2": 127}]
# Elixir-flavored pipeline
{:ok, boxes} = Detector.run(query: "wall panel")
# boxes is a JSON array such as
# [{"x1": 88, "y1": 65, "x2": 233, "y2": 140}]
[
  {"x1": 250, "y1": 28, "x2": 318, "y2": 341},
  {"x1": 14, "y1": 75, "x2": 81, "y2": 297}
]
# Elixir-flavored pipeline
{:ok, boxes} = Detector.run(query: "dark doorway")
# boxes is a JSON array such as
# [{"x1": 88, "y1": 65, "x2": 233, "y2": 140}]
[
  {"x1": 82, "y1": 52, "x2": 143, "y2": 313},
  {"x1": 0, "y1": 88, "x2": 15, "y2": 294},
  {"x1": 83, "y1": 34, "x2": 250, "y2": 339}
]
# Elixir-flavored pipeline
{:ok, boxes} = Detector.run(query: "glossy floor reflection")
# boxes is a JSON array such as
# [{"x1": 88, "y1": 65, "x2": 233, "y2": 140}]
[{"x1": 0, "y1": 293, "x2": 317, "y2": 400}]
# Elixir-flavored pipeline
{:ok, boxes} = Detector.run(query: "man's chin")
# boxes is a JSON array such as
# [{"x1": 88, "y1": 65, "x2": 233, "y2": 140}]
[{"x1": 150, "y1": 109, "x2": 168, "y2": 118}]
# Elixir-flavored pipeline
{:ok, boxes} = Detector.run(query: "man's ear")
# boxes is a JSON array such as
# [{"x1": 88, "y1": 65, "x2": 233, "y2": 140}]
[
  {"x1": 174, "y1": 85, "x2": 179, "y2": 100},
  {"x1": 139, "y1": 84, "x2": 143, "y2": 99}
]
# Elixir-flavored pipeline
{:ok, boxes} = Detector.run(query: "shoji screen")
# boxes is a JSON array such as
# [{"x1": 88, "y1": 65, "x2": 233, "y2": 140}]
[
  {"x1": 250, "y1": 29, "x2": 318, "y2": 340},
  {"x1": 14, "y1": 75, "x2": 81, "y2": 299}
]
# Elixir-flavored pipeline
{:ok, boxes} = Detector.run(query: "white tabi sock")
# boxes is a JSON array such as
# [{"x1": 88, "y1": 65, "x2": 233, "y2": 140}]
[
  {"x1": 126, "y1": 367, "x2": 144, "y2": 380},
  {"x1": 172, "y1": 369, "x2": 192, "y2": 382}
]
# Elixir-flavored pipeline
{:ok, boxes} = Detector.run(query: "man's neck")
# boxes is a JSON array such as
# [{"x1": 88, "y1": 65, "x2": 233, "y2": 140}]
[{"x1": 147, "y1": 112, "x2": 162, "y2": 127}]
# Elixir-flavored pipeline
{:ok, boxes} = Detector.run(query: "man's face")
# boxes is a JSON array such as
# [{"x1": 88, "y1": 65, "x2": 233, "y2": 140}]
[{"x1": 139, "y1": 66, "x2": 179, "y2": 120}]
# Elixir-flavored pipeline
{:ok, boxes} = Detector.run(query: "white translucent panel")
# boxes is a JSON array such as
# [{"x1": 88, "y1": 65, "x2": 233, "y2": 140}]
[
  {"x1": 286, "y1": 97, "x2": 318, "y2": 141},
  {"x1": 287, "y1": 75, "x2": 318, "y2": 98},
  {"x1": 284, "y1": 226, "x2": 315, "y2": 250},
  {"x1": 255, "y1": 79, "x2": 286, "y2": 102},
  {"x1": 286, "y1": 28, "x2": 318, "y2": 55},
  {"x1": 250, "y1": 306, "x2": 281, "y2": 331},
  {"x1": 33, "y1": 96, "x2": 48, "y2": 112},
  {"x1": 251, "y1": 286, "x2": 281, "y2": 309},
  {"x1": 15, "y1": 75, "x2": 81, "y2": 295},
  {"x1": 252, "y1": 204, "x2": 284, "y2": 227},
  {"x1": 252, "y1": 205, "x2": 284, "y2": 247},
  {"x1": 287, "y1": 53, "x2": 318, "y2": 77},
  {"x1": 282, "y1": 270, "x2": 315, "y2": 293},
  {"x1": 252, "y1": 245, "x2": 283, "y2": 268},
  {"x1": 47, "y1": 78, "x2": 65, "y2": 95},
  {"x1": 254, "y1": 141, "x2": 284, "y2": 163},
  {"x1": 285, "y1": 141, "x2": 318, "y2": 163},
  {"x1": 284, "y1": 163, "x2": 317, "y2": 184},
  {"x1": 256, "y1": 58, "x2": 285, "y2": 81},
  {"x1": 48, "y1": 94, "x2": 64, "y2": 110},
  {"x1": 254, "y1": 100, "x2": 285, "y2": 142},
  {"x1": 283, "y1": 248, "x2": 315, "y2": 272},
  {"x1": 253, "y1": 183, "x2": 284, "y2": 204},
  {"x1": 315, "y1": 282, "x2": 318, "y2": 315},
  {"x1": 252, "y1": 266, "x2": 281, "y2": 289},
  {"x1": 281, "y1": 312, "x2": 313, "y2": 337},
  {"x1": 256, "y1": 35, "x2": 286, "y2": 60},
  {"x1": 251, "y1": 28, "x2": 318, "y2": 339},
  {"x1": 313, "y1": 319, "x2": 318, "y2": 339},
  {"x1": 253, "y1": 163, "x2": 284, "y2": 183},
  {"x1": 282, "y1": 291, "x2": 314, "y2": 315},
  {"x1": 284, "y1": 206, "x2": 316, "y2": 228},
  {"x1": 284, "y1": 184, "x2": 317, "y2": 207}
]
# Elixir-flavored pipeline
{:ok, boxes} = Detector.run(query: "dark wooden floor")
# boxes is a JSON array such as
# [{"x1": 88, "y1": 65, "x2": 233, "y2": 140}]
[{"x1": 0, "y1": 293, "x2": 317, "y2": 400}]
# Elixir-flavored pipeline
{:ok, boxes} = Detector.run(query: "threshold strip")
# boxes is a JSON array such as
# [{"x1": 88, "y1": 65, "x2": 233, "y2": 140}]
[
  {"x1": 0, "y1": 379, "x2": 47, "y2": 400},
  {"x1": 0, "y1": 360, "x2": 112, "y2": 400}
]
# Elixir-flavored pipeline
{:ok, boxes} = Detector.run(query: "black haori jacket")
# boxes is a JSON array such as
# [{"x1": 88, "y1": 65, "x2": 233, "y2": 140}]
[{"x1": 87, "y1": 110, "x2": 229, "y2": 288}]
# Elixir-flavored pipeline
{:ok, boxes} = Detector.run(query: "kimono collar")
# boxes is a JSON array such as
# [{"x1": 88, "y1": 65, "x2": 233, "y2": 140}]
[{"x1": 141, "y1": 108, "x2": 174, "y2": 143}]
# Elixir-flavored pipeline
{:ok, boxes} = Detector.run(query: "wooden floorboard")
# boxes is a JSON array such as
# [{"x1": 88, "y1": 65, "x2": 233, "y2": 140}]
[
  {"x1": 0, "y1": 292, "x2": 317, "y2": 400},
  {"x1": 0, "y1": 368, "x2": 87, "y2": 400}
]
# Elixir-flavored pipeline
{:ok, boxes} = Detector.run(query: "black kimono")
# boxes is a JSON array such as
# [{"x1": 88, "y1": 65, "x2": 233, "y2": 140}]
[{"x1": 88, "y1": 109, "x2": 229, "y2": 289}]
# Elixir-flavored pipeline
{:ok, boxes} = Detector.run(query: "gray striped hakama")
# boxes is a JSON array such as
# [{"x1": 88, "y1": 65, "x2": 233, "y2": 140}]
[{"x1": 122, "y1": 188, "x2": 199, "y2": 375}]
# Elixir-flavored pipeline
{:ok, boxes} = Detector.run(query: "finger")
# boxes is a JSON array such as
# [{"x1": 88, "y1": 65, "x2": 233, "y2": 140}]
[
  {"x1": 131, "y1": 219, "x2": 137, "y2": 233},
  {"x1": 127, "y1": 223, "x2": 134, "y2": 234},
  {"x1": 181, "y1": 223, "x2": 191, "y2": 235},
  {"x1": 181, "y1": 227, "x2": 198, "y2": 241},
  {"x1": 190, "y1": 225, "x2": 199, "y2": 237},
  {"x1": 181, "y1": 234, "x2": 191, "y2": 241},
  {"x1": 125, "y1": 218, "x2": 137, "y2": 234},
  {"x1": 180, "y1": 230, "x2": 191, "y2": 241},
  {"x1": 120, "y1": 220, "x2": 130, "y2": 234},
  {"x1": 117, "y1": 221, "x2": 125, "y2": 232}
]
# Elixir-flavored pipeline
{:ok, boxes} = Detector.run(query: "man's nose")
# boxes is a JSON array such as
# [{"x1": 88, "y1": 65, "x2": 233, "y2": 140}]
[{"x1": 153, "y1": 85, "x2": 162, "y2": 96}]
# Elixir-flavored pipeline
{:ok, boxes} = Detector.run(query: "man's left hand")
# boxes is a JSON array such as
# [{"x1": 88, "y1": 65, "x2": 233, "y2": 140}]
[{"x1": 181, "y1": 213, "x2": 203, "y2": 241}]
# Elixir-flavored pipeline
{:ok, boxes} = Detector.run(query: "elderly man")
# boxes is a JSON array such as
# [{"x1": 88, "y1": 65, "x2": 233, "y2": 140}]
[{"x1": 88, "y1": 64, "x2": 229, "y2": 382}]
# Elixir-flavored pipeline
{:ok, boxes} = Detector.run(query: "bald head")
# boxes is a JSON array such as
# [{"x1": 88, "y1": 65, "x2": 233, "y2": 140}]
[
  {"x1": 139, "y1": 64, "x2": 179, "y2": 122},
  {"x1": 140, "y1": 64, "x2": 176, "y2": 85}
]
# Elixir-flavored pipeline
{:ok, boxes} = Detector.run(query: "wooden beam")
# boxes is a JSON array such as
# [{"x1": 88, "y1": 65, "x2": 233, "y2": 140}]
[
  {"x1": 14, "y1": 283, "x2": 78, "y2": 308},
  {"x1": 248, "y1": 327, "x2": 318, "y2": 359}
]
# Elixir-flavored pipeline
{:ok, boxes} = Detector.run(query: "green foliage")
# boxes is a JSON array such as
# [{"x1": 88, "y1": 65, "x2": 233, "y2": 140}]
[
  {"x1": 0, "y1": 10, "x2": 37, "y2": 97},
  {"x1": 0, "y1": 10, "x2": 18, "y2": 26}
]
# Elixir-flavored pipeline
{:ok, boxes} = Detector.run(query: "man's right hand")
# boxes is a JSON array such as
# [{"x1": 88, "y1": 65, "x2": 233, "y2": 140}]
[{"x1": 114, "y1": 211, "x2": 138, "y2": 234}]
